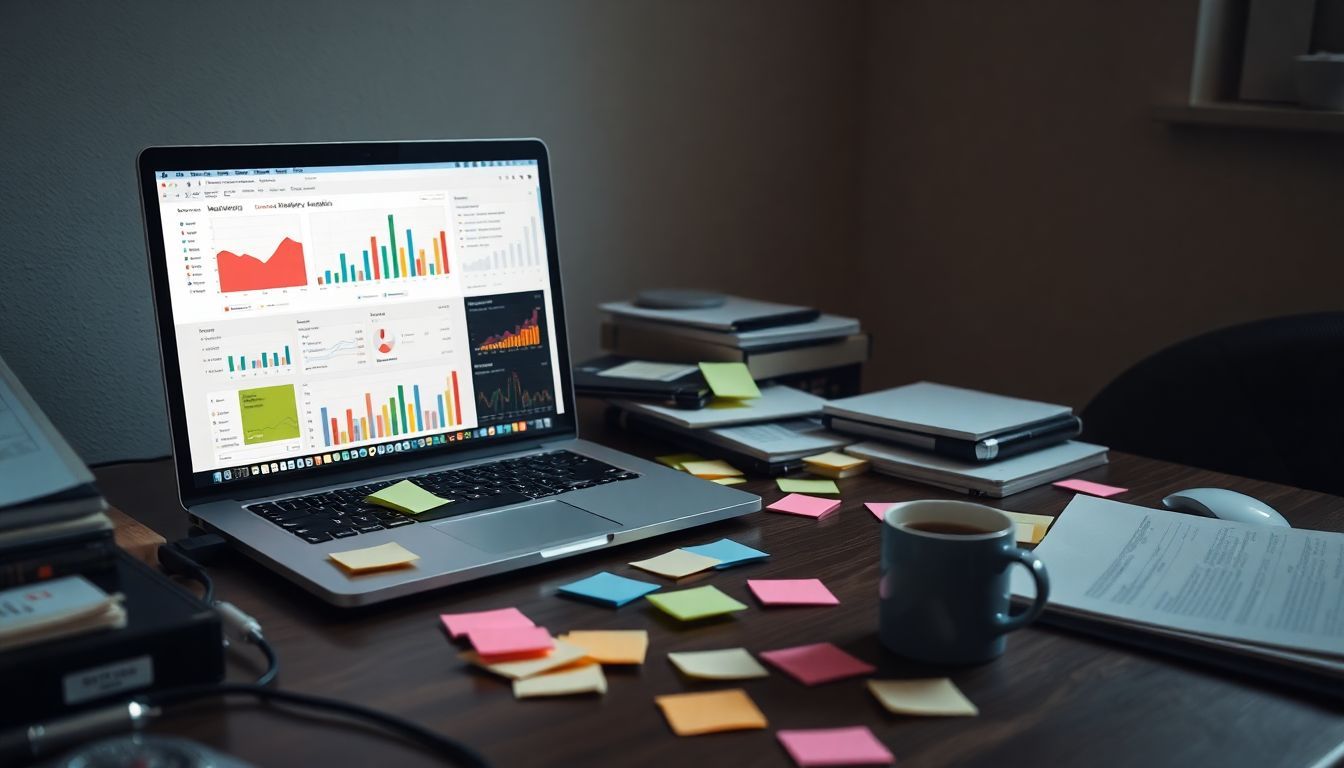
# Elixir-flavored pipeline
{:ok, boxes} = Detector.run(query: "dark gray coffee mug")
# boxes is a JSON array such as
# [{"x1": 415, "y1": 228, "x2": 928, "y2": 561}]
[{"x1": 879, "y1": 500, "x2": 1050, "y2": 665}]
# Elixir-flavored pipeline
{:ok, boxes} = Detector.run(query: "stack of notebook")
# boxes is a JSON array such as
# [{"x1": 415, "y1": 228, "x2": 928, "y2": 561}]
[
  {"x1": 582, "y1": 294, "x2": 870, "y2": 401},
  {"x1": 826, "y1": 382, "x2": 1106, "y2": 497}
]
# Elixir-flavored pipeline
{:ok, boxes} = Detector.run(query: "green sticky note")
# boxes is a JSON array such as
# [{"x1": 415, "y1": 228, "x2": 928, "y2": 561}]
[
  {"x1": 698, "y1": 363, "x2": 761, "y2": 400},
  {"x1": 366, "y1": 480, "x2": 450, "y2": 515},
  {"x1": 646, "y1": 585, "x2": 748, "y2": 621},
  {"x1": 776, "y1": 478, "x2": 841, "y2": 495}
]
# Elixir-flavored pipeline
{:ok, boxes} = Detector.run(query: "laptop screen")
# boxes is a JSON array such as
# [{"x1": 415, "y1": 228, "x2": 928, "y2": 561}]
[{"x1": 144, "y1": 146, "x2": 571, "y2": 493}]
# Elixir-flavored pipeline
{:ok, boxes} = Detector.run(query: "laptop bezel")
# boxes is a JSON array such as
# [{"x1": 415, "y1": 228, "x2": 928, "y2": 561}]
[{"x1": 137, "y1": 139, "x2": 579, "y2": 505}]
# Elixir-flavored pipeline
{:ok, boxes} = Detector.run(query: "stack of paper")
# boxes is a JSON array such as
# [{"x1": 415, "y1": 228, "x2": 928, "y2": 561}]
[{"x1": 0, "y1": 576, "x2": 126, "y2": 652}]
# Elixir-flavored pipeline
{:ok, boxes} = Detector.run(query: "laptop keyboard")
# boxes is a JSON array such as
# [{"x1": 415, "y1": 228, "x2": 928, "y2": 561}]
[{"x1": 246, "y1": 450, "x2": 639, "y2": 544}]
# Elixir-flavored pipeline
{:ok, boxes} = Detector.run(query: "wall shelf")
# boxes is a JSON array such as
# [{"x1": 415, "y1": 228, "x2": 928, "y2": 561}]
[{"x1": 1154, "y1": 102, "x2": 1344, "y2": 134}]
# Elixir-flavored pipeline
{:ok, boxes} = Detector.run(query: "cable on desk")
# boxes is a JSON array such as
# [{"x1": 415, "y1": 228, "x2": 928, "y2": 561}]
[{"x1": 141, "y1": 684, "x2": 491, "y2": 767}]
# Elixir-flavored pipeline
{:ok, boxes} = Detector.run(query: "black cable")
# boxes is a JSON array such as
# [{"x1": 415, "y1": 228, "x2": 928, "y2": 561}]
[
  {"x1": 141, "y1": 684, "x2": 490, "y2": 767},
  {"x1": 254, "y1": 635, "x2": 279, "y2": 687}
]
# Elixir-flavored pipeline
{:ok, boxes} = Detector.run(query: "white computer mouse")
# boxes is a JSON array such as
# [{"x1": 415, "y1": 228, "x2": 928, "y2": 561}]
[{"x1": 1161, "y1": 487, "x2": 1290, "y2": 528}]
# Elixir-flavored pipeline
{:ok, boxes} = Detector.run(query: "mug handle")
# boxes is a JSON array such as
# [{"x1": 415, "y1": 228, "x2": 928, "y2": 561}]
[{"x1": 993, "y1": 545, "x2": 1050, "y2": 635}]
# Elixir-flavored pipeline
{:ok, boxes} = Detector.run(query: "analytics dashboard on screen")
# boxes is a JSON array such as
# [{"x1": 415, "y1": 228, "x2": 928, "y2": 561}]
[{"x1": 152, "y1": 160, "x2": 566, "y2": 481}]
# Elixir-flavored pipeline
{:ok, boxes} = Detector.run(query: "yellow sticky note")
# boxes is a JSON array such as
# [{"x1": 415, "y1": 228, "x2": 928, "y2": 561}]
[
  {"x1": 328, "y1": 541, "x2": 419, "y2": 574},
  {"x1": 460, "y1": 640, "x2": 589, "y2": 680},
  {"x1": 1005, "y1": 511, "x2": 1053, "y2": 544},
  {"x1": 655, "y1": 689, "x2": 768, "y2": 736},
  {"x1": 706, "y1": 397, "x2": 753, "y2": 410},
  {"x1": 645, "y1": 585, "x2": 748, "y2": 621},
  {"x1": 668, "y1": 648, "x2": 769, "y2": 680},
  {"x1": 366, "y1": 480, "x2": 450, "y2": 515},
  {"x1": 802, "y1": 451, "x2": 866, "y2": 470},
  {"x1": 513, "y1": 663, "x2": 607, "y2": 698},
  {"x1": 681, "y1": 459, "x2": 743, "y2": 480},
  {"x1": 630, "y1": 549, "x2": 722, "y2": 579},
  {"x1": 656, "y1": 453, "x2": 706, "y2": 471},
  {"x1": 558, "y1": 630, "x2": 649, "y2": 665},
  {"x1": 698, "y1": 362, "x2": 761, "y2": 400},
  {"x1": 867, "y1": 678, "x2": 979, "y2": 716},
  {"x1": 713, "y1": 477, "x2": 747, "y2": 486},
  {"x1": 777, "y1": 478, "x2": 841, "y2": 495}
]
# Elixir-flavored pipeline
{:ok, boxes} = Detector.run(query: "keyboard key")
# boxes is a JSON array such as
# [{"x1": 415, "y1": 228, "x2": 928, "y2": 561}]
[{"x1": 301, "y1": 532, "x2": 333, "y2": 544}]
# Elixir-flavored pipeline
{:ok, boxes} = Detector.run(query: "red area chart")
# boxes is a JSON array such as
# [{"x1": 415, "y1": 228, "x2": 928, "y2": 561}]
[{"x1": 216, "y1": 237, "x2": 309, "y2": 293}]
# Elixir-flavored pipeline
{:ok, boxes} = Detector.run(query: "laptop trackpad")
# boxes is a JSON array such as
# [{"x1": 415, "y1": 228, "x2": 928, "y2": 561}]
[{"x1": 432, "y1": 500, "x2": 619, "y2": 555}]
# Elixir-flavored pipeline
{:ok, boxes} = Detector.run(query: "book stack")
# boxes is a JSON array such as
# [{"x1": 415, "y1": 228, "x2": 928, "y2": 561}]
[
  {"x1": 825, "y1": 382, "x2": 1108, "y2": 497},
  {"x1": 589, "y1": 294, "x2": 869, "y2": 400},
  {"x1": 0, "y1": 356, "x2": 116, "y2": 590}
]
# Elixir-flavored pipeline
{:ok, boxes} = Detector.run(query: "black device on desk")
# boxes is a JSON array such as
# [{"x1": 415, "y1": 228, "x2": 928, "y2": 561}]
[
  {"x1": 573, "y1": 355, "x2": 712, "y2": 409},
  {"x1": 0, "y1": 552, "x2": 224, "y2": 723}
]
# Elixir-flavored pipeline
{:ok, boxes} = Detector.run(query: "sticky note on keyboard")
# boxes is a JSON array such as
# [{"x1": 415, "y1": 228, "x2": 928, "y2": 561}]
[
  {"x1": 777, "y1": 478, "x2": 840, "y2": 495},
  {"x1": 629, "y1": 549, "x2": 722, "y2": 579},
  {"x1": 767, "y1": 493, "x2": 841, "y2": 519},
  {"x1": 461, "y1": 640, "x2": 588, "y2": 680},
  {"x1": 698, "y1": 362, "x2": 761, "y2": 399},
  {"x1": 513, "y1": 663, "x2": 607, "y2": 699},
  {"x1": 776, "y1": 726, "x2": 895, "y2": 767},
  {"x1": 556, "y1": 571, "x2": 660, "y2": 607},
  {"x1": 365, "y1": 480, "x2": 450, "y2": 514},
  {"x1": 747, "y1": 578, "x2": 839, "y2": 606},
  {"x1": 655, "y1": 688, "x2": 768, "y2": 736},
  {"x1": 440, "y1": 607, "x2": 534, "y2": 638},
  {"x1": 558, "y1": 630, "x2": 649, "y2": 664},
  {"x1": 645, "y1": 585, "x2": 748, "y2": 621},
  {"x1": 680, "y1": 459, "x2": 743, "y2": 480},
  {"x1": 667, "y1": 648, "x2": 769, "y2": 680},
  {"x1": 328, "y1": 541, "x2": 420, "y2": 574},
  {"x1": 682, "y1": 538, "x2": 769, "y2": 569},
  {"x1": 1052, "y1": 478, "x2": 1127, "y2": 497},
  {"x1": 759, "y1": 642, "x2": 875, "y2": 685},
  {"x1": 867, "y1": 678, "x2": 979, "y2": 716}
]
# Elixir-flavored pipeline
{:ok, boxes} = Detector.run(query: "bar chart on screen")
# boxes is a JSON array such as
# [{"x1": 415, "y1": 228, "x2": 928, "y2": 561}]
[
  {"x1": 200, "y1": 328, "x2": 297, "y2": 379},
  {"x1": 309, "y1": 207, "x2": 451, "y2": 286},
  {"x1": 211, "y1": 215, "x2": 309, "y2": 293},
  {"x1": 302, "y1": 368, "x2": 470, "y2": 448}
]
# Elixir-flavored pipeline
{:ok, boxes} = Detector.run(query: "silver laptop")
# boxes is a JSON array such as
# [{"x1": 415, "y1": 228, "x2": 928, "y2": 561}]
[{"x1": 137, "y1": 139, "x2": 759, "y2": 606}]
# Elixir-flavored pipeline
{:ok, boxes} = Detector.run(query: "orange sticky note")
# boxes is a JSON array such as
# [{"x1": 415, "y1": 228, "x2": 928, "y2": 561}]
[
  {"x1": 654, "y1": 688, "x2": 768, "y2": 736},
  {"x1": 558, "y1": 630, "x2": 649, "y2": 665}
]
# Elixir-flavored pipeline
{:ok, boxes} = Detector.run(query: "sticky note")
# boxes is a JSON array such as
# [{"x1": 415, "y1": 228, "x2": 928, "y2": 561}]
[
  {"x1": 629, "y1": 549, "x2": 722, "y2": 579},
  {"x1": 682, "y1": 538, "x2": 769, "y2": 569},
  {"x1": 667, "y1": 648, "x2": 769, "y2": 680},
  {"x1": 1015, "y1": 522, "x2": 1039, "y2": 544},
  {"x1": 558, "y1": 630, "x2": 649, "y2": 664},
  {"x1": 656, "y1": 452, "x2": 706, "y2": 470},
  {"x1": 777, "y1": 478, "x2": 841, "y2": 495},
  {"x1": 681, "y1": 459, "x2": 743, "y2": 480},
  {"x1": 714, "y1": 477, "x2": 747, "y2": 485},
  {"x1": 865, "y1": 502, "x2": 897, "y2": 522},
  {"x1": 556, "y1": 571, "x2": 660, "y2": 607},
  {"x1": 867, "y1": 678, "x2": 979, "y2": 716},
  {"x1": 759, "y1": 642, "x2": 875, "y2": 686},
  {"x1": 461, "y1": 640, "x2": 589, "y2": 680},
  {"x1": 767, "y1": 493, "x2": 841, "y2": 519},
  {"x1": 1005, "y1": 511, "x2": 1054, "y2": 544},
  {"x1": 1052, "y1": 478, "x2": 1128, "y2": 497},
  {"x1": 328, "y1": 541, "x2": 420, "y2": 574},
  {"x1": 468, "y1": 625, "x2": 555, "y2": 661},
  {"x1": 802, "y1": 452, "x2": 866, "y2": 470},
  {"x1": 440, "y1": 607, "x2": 534, "y2": 639},
  {"x1": 776, "y1": 726, "x2": 895, "y2": 767},
  {"x1": 365, "y1": 480, "x2": 450, "y2": 514},
  {"x1": 747, "y1": 578, "x2": 839, "y2": 606},
  {"x1": 654, "y1": 689, "x2": 768, "y2": 736},
  {"x1": 513, "y1": 663, "x2": 607, "y2": 698},
  {"x1": 645, "y1": 585, "x2": 748, "y2": 621},
  {"x1": 707, "y1": 397, "x2": 753, "y2": 409},
  {"x1": 698, "y1": 362, "x2": 762, "y2": 400}
]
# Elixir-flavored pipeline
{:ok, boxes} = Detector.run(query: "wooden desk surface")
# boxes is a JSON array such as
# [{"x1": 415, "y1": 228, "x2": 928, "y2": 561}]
[{"x1": 94, "y1": 402, "x2": 1344, "y2": 768}]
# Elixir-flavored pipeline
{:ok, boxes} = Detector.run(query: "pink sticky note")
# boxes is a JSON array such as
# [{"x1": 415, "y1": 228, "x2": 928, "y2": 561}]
[
  {"x1": 468, "y1": 625, "x2": 554, "y2": 660},
  {"x1": 747, "y1": 578, "x2": 839, "y2": 606},
  {"x1": 768, "y1": 493, "x2": 841, "y2": 518},
  {"x1": 1053, "y1": 478, "x2": 1128, "y2": 497},
  {"x1": 777, "y1": 726, "x2": 895, "y2": 767},
  {"x1": 440, "y1": 607, "x2": 534, "y2": 638},
  {"x1": 865, "y1": 502, "x2": 897, "y2": 522},
  {"x1": 759, "y1": 642, "x2": 875, "y2": 686}
]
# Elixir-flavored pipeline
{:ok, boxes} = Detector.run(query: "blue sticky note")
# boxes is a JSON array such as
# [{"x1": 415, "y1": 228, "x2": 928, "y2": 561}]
[
  {"x1": 556, "y1": 571, "x2": 661, "y2": 607},
  {"x1": 683, "y1": 538, "x2": 770, "y2": 569}
]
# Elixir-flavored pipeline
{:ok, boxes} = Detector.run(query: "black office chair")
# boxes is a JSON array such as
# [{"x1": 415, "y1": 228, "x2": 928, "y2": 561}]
[{"x1": 1081, "y1": 313, "x2": 1344, "y2": 497}]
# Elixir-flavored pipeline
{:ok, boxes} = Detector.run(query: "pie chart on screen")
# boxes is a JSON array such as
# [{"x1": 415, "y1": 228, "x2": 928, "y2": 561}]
[{"x1": 376, "y1": 328, "x2": 396, "y2": 355}]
